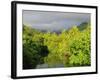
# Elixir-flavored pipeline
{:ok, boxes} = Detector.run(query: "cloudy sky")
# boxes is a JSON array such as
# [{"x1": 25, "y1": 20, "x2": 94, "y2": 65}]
[{"x1": 23, "y1": 10, "x2": 90, "y2": 31}]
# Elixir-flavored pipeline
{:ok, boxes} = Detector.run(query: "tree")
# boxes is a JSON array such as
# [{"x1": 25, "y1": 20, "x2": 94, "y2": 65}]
[
  {"x1": 23, "y1": 23, "x2": 91, "y2": 69},
  {"x1": 23, "y1": 25, "x2": 49, "y2": 69}
]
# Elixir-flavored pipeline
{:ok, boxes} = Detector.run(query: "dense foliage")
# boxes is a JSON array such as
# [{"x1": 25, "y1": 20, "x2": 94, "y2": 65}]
[{"x1": 23, "y1": 23, "x2": 91, "y2": 69}]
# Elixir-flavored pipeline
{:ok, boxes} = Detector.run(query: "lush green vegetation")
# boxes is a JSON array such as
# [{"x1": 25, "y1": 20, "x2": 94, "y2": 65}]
[{"x1": 23, "y1": 22, "x2": 91, "y2": 69}]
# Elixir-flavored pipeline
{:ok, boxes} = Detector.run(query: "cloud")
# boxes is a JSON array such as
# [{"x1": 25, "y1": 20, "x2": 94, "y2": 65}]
[{"x1": 23, "y1": 10, "x2": 90, "y2": 31}]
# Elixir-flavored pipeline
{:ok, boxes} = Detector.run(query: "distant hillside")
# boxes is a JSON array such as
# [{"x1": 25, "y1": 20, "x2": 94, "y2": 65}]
[
  {"x1": 23, "y1": 22, "x2": 90, "y2": 35},
  {"x1": 77, "y1": 22, "x2": 90, "y2": 31},
  {"x1": 23, "y1": 25, "x2": 41, "y2": 34}
]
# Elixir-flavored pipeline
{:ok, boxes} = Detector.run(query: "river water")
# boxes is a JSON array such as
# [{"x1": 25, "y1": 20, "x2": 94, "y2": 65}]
[{"x1": 36, "y1": 63, "x2": 64, "y2": 69}]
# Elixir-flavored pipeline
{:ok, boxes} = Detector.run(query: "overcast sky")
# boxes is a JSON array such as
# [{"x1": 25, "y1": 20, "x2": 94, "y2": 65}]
[{"x1": 23, "y1": 10, "x2": 90, "y2": 31}]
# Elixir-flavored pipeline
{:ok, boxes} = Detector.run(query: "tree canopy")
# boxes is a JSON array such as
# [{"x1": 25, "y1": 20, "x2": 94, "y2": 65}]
[{"x1": 23, "y1": 23, "x2": 91, "y2": 69}]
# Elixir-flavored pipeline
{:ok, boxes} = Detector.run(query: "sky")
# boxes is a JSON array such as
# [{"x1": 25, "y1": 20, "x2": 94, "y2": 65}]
[{"x1": 23, "y1": 10, "x2": 90, "y2": 32}]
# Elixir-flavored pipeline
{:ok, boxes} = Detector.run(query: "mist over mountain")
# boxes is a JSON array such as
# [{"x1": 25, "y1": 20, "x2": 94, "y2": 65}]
[{"x1": 23, "y1": 10, "x2": 90, "y2": 32}]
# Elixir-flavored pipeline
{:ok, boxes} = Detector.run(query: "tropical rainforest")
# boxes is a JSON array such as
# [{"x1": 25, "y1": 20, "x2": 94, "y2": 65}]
[{"x1": 23, "y1": 22, "x2": 91, "y2": 69}]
